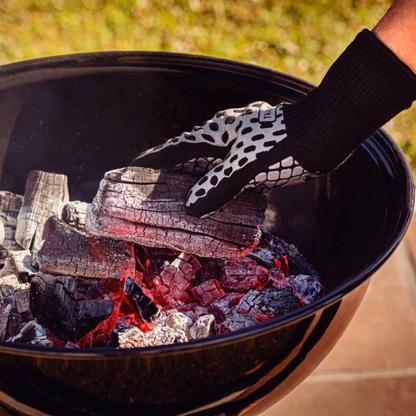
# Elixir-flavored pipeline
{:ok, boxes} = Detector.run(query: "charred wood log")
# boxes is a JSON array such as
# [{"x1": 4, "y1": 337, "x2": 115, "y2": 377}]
[
  {"x1": 0, "y1": 303, "x2": 11, "y2": 341},
  {"x1": 0, "y1": 277, "x2": 32, "y2": 340},
  {"x1": 37, "y1": 217, "x2": 135, "y2": 279},
  {"x1": 30, "y1": 273, "x2": 113, "y2": 342},
  {"x1": 9, "y1": 250, "x2": 36, "y2": 281},
  {"x1": 15, "y1": 171, "x2": 69, "y2": 252},
  {"x1": 85, "y1": 167, "x2": 266, "y2": 258},
  {"x1": 61, "y1": 201, "x2": 88, "y2": 231},
  {"x1": 0, "y1": 191, "x2": 24, "y2": 256}
]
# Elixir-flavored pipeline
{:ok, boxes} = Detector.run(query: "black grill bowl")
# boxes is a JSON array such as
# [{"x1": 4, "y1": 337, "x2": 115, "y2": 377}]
[{"x1": 0, "y1": 52, "x2": 413, "y2": 416}]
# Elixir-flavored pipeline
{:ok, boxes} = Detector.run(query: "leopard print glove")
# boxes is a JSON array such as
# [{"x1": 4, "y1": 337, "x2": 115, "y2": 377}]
[{"x1": 132, "y1": 101, "x2": 316, "y2": 217}]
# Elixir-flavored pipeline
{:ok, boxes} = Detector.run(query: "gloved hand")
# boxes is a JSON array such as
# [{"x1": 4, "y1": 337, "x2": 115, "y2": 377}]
[
  {"x1": 132, "y1": 101, "x2": 315, "y2": 217},
  {"x1": 133, "y1": 29, "x2": 416, "y2": 218}
]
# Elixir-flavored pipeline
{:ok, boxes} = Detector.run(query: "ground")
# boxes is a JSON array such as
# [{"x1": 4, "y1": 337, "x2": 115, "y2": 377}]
[{"x1": 0, "y1": 0, "x2": 415, "y2": 171}]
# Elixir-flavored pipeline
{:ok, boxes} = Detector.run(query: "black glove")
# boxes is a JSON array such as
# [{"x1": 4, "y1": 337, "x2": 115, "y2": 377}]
[{"x1": 133, "y1": 29, "x2": 416, "y2": 217}]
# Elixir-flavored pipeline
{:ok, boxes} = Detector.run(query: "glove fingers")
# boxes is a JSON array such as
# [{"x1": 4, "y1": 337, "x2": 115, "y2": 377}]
[
  {"x1": 172, "y1": 157, "x2": 223, "y2": 176},
  {"x1": 131, "y1": 106, "x2": 245, "y2": 169},
  {"x1": 246, "y1": 157, "x2": 310, "y2": 189},
  {"x1": 185, "y1": 148, "x2": 278, "y2": 217},
  {"x1": 131, "y1": 139, "x2": 229, "y2": 169}
]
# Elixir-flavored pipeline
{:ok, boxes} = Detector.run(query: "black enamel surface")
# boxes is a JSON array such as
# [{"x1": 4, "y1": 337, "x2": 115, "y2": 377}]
[{"x1": 0, "y1": 52, "x2": 413, "y2": 416}]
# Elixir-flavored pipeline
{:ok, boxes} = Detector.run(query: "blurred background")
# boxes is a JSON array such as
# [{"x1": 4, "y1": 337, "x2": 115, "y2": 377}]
[{"x1": 0, "y1": 0, "x2": 415, "y2": 173}]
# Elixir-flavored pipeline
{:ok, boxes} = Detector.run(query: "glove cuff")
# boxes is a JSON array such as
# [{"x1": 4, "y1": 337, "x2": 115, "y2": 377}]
[{"x1": 283, "y1": 29, "x2": 416, "y2": 174}]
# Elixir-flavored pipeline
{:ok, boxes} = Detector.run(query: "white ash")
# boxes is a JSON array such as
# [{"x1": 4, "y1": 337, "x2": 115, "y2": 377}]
[{"x1": 188, "y1": 314, "x2": 215, "y2": 340}]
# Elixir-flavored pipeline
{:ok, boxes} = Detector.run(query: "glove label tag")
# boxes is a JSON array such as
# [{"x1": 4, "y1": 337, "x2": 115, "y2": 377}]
[{"x1": 259, "y1": 103, "x2": 277, "y2": 123}]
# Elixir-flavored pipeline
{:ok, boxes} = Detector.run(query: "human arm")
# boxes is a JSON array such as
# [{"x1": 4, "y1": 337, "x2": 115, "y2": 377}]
[{"x1": 133, "y1": 0, "x2": 416, "y2": 218}]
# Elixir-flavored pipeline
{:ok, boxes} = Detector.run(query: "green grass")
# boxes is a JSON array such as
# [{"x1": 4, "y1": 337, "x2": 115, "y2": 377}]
[{"x1": 1, "y1": 0, "x2": 415, "y2": 169}]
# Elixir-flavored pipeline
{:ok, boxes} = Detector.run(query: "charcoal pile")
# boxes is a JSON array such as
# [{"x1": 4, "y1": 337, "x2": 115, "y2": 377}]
[{"x1": 0, "y1": 167, "x2": 324, "y2": 349}]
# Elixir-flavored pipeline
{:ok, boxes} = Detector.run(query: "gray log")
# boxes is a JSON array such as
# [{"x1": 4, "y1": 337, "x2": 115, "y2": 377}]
[
  {"x1": 15, "y1": 170, "x2": 69, "y2": 252},
  {"x1": 85, "y1": 167, "x2": 266, "y2": 258},
  {"x1": 0, "y1": 191, "x2": 24, "y2": 254},
  {"x1": 37, "y1": 217, "x2": 136, "y2": 279}
]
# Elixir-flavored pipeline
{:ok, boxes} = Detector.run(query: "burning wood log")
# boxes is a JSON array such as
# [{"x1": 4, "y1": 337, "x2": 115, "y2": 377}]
[
  {"x1": 30, "y1": 273, "x2": 113, "y2": 342},
  {"x1": 15, "y1": 171, "x2": 69, "y2": 252},
  {"x1": 62, "y1": 200, "x2": 88, "y2": 231},
  {"x1": 37, "y1": 217, "x2": 136, "y2": 279},
  {"x1": 0, "y1": 191, "x2": 24, "y2": 257},
  {"x1": 85, "y1": 167, "x2": 267, "y2": 258}
]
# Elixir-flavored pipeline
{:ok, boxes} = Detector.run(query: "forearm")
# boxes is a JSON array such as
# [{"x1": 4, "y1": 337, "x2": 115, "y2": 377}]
[{"x1": 373, "y1": 0, "x2": 416, "y2": 74}]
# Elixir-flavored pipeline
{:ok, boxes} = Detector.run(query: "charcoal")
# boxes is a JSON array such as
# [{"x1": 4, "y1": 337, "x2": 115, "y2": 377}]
[
  {"x1": 14, "y1": 289, "x2": 30, "y2": 313},
  {"x1": 9, "y1": 250, "x2": 36, "y2": 281},
  {"x1": 61, "y1": 200, "x2": 89, "y2": 231},
  {"x1": 286, "y1": 274, "x2": 323, "y2": 305},
  {"x1": 237, "y1": 287, "x2": 302, "y2": 319},
  {"x1": 115, "y1": 323, "x2": 188, "y2": 349},
  {"x1": 0, "y1": 303, "x2": 11, "y2": 341},
  {"x1": 30, "y1": 273, "x2": 113, "y2": 342},
  {"x1": 267, "y1": 268, "x2": 289, "y2": 288},
  {"x1": 210, "y1": 293, "x2": 242, "y2": 322},
  {"x1": 7, "y1": 321, "x2": 52, "y2": 347},
  {"x1": 85, "y1": 167, "x2": 266, "y2": 258},
  {"x1": 155, "y1": 252, "x2": 201, "y2": 303},
  {"x1": 250, "y1": 230, "x2": 321, "y2": 280},
  {"x1": 123, "y1": 276, "x2": 159, "y2": 323},
  {"x1": 0, "y1": 191, "x2": 24, "y2": 254},
  {"x1": 15, "y1": 171, "x2": 69, "y2": 253},
  {"x1": 188, "y1": 314, "x2": 215, "y2": 340},
  {"x1": 191, "y1": 279, "x2": 225, "y2": 306},
  {"x1": 37, "y1": 217, "x2": 135, "y2": 279},
  {"x1": 216, "y1": 314, "x2": 259, "y2": 334},
  {"x1": 220, "y1": 257, "x2": 268, "y2": 292}
]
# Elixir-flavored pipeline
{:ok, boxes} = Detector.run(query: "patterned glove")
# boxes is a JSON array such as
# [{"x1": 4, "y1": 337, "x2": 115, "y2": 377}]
[
  {"x1": 133, "y1": 29, "x2": 416, "y2": 217},
  {"x1": 132, "y1": 101, "x2": 314, "y2": 217}
]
